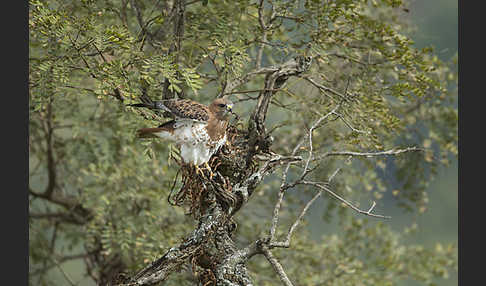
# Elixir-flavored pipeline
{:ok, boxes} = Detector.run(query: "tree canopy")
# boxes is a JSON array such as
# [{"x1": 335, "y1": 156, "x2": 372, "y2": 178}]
[{"x1": 29, "y1": 0, "x2": 457, "y2": 285}]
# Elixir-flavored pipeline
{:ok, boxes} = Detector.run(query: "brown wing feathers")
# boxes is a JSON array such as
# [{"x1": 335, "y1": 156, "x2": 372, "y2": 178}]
[
  {"x1": 129, "y1": 99, "x2": 210, "y2": 121},
  {"x1": 163, "y1": 99, "x2": 210, "y2": 121},
  {"x1": 134, "y1": 98, "x2": 233, "y2": 140}
]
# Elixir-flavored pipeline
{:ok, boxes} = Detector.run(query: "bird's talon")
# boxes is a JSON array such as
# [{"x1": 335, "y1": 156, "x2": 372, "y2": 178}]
[
  {"x1": 203, "y1": 162, "x2": 215, "y2": 180},
  {"x1": 195, "y1": 165, "x2": 204, "y2": 177}
]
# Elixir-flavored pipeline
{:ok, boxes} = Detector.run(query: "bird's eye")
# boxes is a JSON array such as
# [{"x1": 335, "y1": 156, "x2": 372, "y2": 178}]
[{"x1": 218, "y1": 103, "x2": 226, "y2": 108}]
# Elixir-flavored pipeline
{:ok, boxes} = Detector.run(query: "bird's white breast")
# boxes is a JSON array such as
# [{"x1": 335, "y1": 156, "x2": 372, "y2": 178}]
[
  {"x1": 153, "y1": 119, "x2": 226, "y2": 166},
  {"x1": 171, "y1": 120, "x2": 208, "y2": 144},
  {"x1": 179, "y1": 129, "x2": 226, "y2": 166}
]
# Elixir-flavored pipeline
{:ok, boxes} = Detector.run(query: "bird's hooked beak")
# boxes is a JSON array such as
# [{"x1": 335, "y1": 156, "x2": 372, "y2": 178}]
[{"x1": 226, "y1": 103, "x2": 239, "y2": 121}]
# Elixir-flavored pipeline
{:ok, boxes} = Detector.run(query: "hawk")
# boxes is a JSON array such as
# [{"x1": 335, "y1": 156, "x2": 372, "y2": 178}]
[{"x1": 131, "y1": 98, "x2": 234, "y2": 176}]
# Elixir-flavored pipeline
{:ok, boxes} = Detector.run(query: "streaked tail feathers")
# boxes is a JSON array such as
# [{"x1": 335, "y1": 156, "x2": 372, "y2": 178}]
[{"x1": 136, "y1": 120, "x2": 176, "y2": 139}]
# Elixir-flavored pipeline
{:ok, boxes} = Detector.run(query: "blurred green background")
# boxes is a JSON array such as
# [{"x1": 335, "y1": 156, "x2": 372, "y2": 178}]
[
  {"x1": 393, "y1": 0, "x2": 458, "y2": 260},
  {"x1": 401, "y1": 1, "x2": 458, "y2": 284},
  {"x1": 308, "y1": 1, "x2": 458, "y2": 285}
]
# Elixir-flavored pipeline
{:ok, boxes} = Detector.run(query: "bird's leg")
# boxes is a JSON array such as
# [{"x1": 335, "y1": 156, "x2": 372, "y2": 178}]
[
  {"x1": 203, "y1": 162, "x2": 215, "y2": 179},
  {"x1": 195, "y1": 164, "x2": 205, "y2": 178}
]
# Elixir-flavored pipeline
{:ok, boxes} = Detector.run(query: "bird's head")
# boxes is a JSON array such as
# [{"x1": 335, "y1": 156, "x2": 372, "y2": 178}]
[{"x1": 209, "y1": 98, "x2": 234, "y2": 120}]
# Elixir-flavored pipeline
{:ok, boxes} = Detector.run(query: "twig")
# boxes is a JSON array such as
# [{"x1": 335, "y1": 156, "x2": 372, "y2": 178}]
[
  {"x1": 255, "y1": 0, "x2": 276, "y2": 68},
  {"x1": 52, "y1": 257, "x2": 77, "y2": 286},
  {"x1": 43, "y1": 97, "x2": 56, "y2": 198},
  {"x1": 302, "y1": 76, "x2": 350, "y2": 101},
  {"x1": 269, "y1": 103, "x2": 344, "y2": 242},
  {"x1": 268, "y1": 108, "x2": 319, "y2": 240},
  {"x1": 333, "y1": 111, "x2": 370, "y2": 134},
  {"x1": 30, "y1": 253, "x2": 92, "y2": 277},
  {"x1": 270, "y1": 166, "x2": 343, "y2": 249},
  {"x1": 224, "y1": 88, "x2": 281, "y2": 95},
  {"x1": 301, "y1": 181, "x2": 391, "y2": 219},
  {"x1": 220, "y1": 67, "x2": 279, "y2": 97},
  {"x1": 301, "y1": 104, "x2": 342, "y2": 179},
  {"x1": 317, "y1": 147, "x2": 424, "y2": 160},
  {"x1": 30, "y1": 212, "x2": 86, "y2": 225},
  {"x1": 269, "y1": 135, "x2": 306, "y2": 241},
  {"x1": 260, "y1": 244, "x2": 294, "y2": 286}
]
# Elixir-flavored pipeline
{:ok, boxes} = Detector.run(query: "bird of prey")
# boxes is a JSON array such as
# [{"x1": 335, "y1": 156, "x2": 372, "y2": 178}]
[{"x1": 131, "y1": 97, "x2": 234, "y2": 177}]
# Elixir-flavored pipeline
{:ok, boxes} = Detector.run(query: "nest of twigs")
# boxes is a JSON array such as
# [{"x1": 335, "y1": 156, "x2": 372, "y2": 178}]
[{"x1": 167, "y1": 124, "x2": 258, "y2": 219}]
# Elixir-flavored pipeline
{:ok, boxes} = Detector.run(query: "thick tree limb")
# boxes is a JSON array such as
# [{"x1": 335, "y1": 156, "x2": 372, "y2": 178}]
[
  {"x1": 132, "y1": 215, "x2": 223, "y2": 284},
  {"x1": 250, "y1": 56, "x2": 312, "y2": 135},
  {"x1": 245, "y1": 56, "x2": 312, "y2": 169}
]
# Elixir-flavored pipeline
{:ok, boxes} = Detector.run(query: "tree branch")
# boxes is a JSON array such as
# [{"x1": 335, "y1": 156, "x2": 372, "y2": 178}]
[
  {"x1": 162, "y1": 0, "x2": 186, "y2": 100},
  {"x1": 43, "y1": 96, "x2": 56, "y2": 198},
  {"x1": 318, "y1": 146, "x2": 424, "y2": 160},
  {"x1": 121, "y1": 192, "x2": 228, "y2": 285},
  {"x1": 30, "y1": 211, "x2": 86, "y2": 225},
  {"x1": 301, "y1": 181, "x2": 391, "y2": 219},
  {"x1": 260, "y1": 244, "x2": 294, "y2": 286},
  {"x1": 302, "y1": 76, "x2": 351, "y2": 102},
  {"x1": 270, "y1": 165, "x2": 342, "y2": 248},
  {"x1": 220, "y1": 67, "x2": 279, "y2": 97},
  {"x1": 256, "y1": 0, "x2": 276, "y2": 69},
  {"x1": 245, "y1": 56, "x2": 312, "y2": 167},
  {"x1": 269, "y1": 104, "x2": 340, "y2": 242}
]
